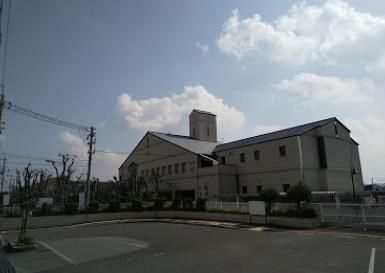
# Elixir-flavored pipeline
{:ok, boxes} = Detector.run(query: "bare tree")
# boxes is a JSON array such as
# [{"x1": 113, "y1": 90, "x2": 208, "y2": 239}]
[
  {"x1": 17, "y1": 164, "x2": 39, "y2": 239},
  {"x1": 46, "y1": 153, "x2": 77, "y2": 206}
]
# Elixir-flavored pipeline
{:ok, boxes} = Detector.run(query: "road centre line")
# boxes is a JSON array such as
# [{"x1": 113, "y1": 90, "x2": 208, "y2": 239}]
[{"x1": 37, "y1": 240, "x2": 78, "y2": 265}]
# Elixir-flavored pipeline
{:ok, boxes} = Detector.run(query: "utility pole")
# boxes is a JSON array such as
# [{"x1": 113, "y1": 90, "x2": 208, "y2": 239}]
[
  {"x1": 85, "y1": 126, "x2": 96, "y2": 206},
  {"x1": 0, "y1": 86, "x2": 5, "y2": 134},
  {"x1": 0, "y1": 157, "x2": 5, "y2": 193}
]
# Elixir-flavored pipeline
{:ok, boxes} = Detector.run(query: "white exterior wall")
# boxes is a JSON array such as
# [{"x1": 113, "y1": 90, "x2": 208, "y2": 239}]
[{"x1": 216, "y1": 136, "x2": 302, "y2": 194}]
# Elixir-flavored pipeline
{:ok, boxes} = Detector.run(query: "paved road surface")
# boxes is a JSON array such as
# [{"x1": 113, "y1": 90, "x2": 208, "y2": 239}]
[{"x1": 1, "y1": 221, "x2": 384, "y2": 273}]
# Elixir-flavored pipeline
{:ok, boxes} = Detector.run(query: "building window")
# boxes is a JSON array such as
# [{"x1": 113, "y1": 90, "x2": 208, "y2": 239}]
[
  {"x1": 220, "y1": 156, "x2": 226, "y2": 164},
  {"x1": 141, "y1": 170, "x2": 144, "y2": 177},
  {"x1": 168, "y1": 165, "x2": 172, "y2": 175},
  {"x1": 242, "y1": 186, "x2": 247, "y2": 194},
  {"x1": 182, "y1": 162, "x2": 187, "y2": 173},
  {"x1": 156, "y1": 167, "x2": 160, "y2": 176},
  {"x1": 279, "y1": 145, "x2": 286, "y2": 157},
  {"x1": 240, "y1": 153, "x2": 245, "y2": 162},
  {"x1": 174, "y1": 163, "x2": 179, "y2": 174},
  {"x1": 282, "y1": 184, "x2": 290, "y2": 193},
  {"x1": 190, "y1": 161, "x2": 195, "y2": 172},
  {"x1": 151, "y1": 168, "x2": 155, "y2": 176},
  {"x1": 257, "y1": 185, "x2": 262, "y2": 193},
  {"x1": 162, "y1": 166, "x2": 166, "y2": 175},
  {"x1": 207, "y1": 127, "x2": 210, "y2": 136},
  {"x1": 254, "y1": 150, "x2": 260, "y2": 160},
  {"x1": 146, "y1": 169, "x2": 149, "y2": 177}
]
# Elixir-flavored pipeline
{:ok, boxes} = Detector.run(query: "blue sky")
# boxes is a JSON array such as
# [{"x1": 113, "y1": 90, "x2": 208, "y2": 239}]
[{"x1": 1, "y1": 0, "x2": 385, "y2": 183}]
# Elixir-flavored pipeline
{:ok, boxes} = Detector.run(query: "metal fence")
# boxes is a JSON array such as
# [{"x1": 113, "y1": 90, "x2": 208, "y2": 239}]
[
  {"x1": 206, "y1": 201, "x2": 249, "y2": 213},
  {"x1": 317, "y1": 203, "x2": 385, "y2": 228}
]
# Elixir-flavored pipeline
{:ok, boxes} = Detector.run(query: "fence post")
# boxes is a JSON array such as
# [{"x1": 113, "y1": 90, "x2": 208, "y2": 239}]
[
  {"x1": 361, "y1": 205, "x2": 366, "y2": 227},
  {"x1": 319, "y1": 204, "x2": 325, "y2": 222}
]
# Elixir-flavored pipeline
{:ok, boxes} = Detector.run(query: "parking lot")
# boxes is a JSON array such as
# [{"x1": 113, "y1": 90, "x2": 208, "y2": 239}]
[{"x1": 1, "y1": 221, "x2": 384, "y2": 273}]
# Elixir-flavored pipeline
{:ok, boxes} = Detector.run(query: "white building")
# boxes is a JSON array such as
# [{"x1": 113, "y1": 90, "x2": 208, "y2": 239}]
[{"x1": 119, "y1": 109, "x2": 363, "y2": 200}]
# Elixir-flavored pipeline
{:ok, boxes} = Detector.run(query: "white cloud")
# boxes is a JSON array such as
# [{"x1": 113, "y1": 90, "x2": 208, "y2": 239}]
[
  {"x1": 217, "y1": 0, "x2": 385, "y2": 66},
  {"x1": 196, "y1": 42, "x2": 209, "y2": 55},
  {"x1": 254, "y1": 125, "x2": 283, "y2": 135},
  {"x1": 60, "y1": 131, "x2": 125, "y2": 181},
  {"x1": 113, "y1": 85, "x2": 246, "y2": 134},
  {"x1": 344, "y1": 116, "x2": 385, "y2": 183},
  {"x1": 276, "y1": 73, "x2": 375, "y2": 104}
]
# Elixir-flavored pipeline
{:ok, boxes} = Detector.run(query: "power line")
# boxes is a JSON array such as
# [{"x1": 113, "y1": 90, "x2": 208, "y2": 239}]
[
  {"x1": 95, "y1": 150, "x2": 129, "y2": 155},
  {"x1": 5, "y1": 100, "x2": 90, "y2": 132}
]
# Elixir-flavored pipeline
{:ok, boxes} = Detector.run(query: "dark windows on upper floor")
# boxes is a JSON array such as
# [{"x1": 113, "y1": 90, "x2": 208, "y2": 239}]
[
  {"x1": 257, "y1": 185, "x2": 262, "y2": 194},
  {"x1": 240, "y1": 153, "x2": 245, "y2": 162},
  {"x1": 162, "y1": 166, "x2": 166, "y2": 176},
  {"x1": 220, "y1": 156, "x2": 226, "y2": 165},
  {"x1": 182, "y1": 162, "x2": 187, "y2": 173},
  {"x1": 168, "y1": 165, "x2": 172, "y2": 175},
  {"x1": 279, "y1": 145, "x2": 286, "y2": 157},
  {"x1": 174, "y1": 163, "x2": 179, "y2": 174},
  {"x1": 282, "y1": 184, "x2": 290, "y2": 193},
  {"x1": 254, "y1": 150, "x2": 260, "y2": 161},
  {"x1": 242, "y1": 185, "x2": 247, "y2": 194}
]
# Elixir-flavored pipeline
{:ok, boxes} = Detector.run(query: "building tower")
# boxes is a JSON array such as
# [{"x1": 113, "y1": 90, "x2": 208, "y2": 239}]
[{"x1": 189, "y1": 109, "x2": 217, "y2": 142}]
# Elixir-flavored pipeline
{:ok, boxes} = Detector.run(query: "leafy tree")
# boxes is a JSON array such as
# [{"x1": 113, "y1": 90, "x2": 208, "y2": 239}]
[
  {"x1": 286, "y1": 182, "x2": 311, "y2": 209},
  {"x1": 260, "y1": 187, "x2": 279, "y2": 214}
]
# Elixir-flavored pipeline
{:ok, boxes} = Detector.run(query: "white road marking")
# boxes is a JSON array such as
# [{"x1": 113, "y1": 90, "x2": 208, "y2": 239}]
[
  {"x1": 368, "y1": 248, "x2": 376, "y2": 273},
  {"x1": 37, "y1": 240, "x2": 78, "y2": 265},
  {"x1": 0, "y1": 234, "x2": 5, "y2": 246}
]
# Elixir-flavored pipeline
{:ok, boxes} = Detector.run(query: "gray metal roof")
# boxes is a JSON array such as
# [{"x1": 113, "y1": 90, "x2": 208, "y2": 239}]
[
  {"x1": 190, "y1": 109, "x2": 216, "y2": 116},
  {"x1": 214, "y1": 117, "x2": 338, "y2": 153},
  {"x1": 150, "y1": 132, "x2": 219, "y2": 155}
]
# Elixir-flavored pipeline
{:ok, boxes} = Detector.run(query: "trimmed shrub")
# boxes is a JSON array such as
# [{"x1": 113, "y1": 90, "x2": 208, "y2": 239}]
[
  {"x1": 286, "y1": 182, "x2": 311, "y2": 209},
  {"x1": 16, "y1": 234, "x2": 35, "y2": 246},
  {"x1": 183, "y1": 198, "x2": 194, "y2": 210},
  {"x1": 171, "y1": 198, "x2": 182, "y2": 210},
  {"x1": 87, "y1": 202, "x2": 100, "y2": 213},
  {"x1": 298, "y1": 208, "x2": 317, "y2": 218},
  {"x1": 107, "y1": 201, "x2": 120, "y2": 212},
  {"x1": 64, "y1": 203, "x2": 78, "y2": 215},
  {"x1": 196, "y1": 198, "x2": 206, "y2": 211},
  {"x1": 131, "y1": 199, "x2": 144, "y2": 211},
  {"x1": 260, "y1": 187, "x2": 279, "y2": 213},
  {"x1": 268, "y1": 208, "x2": 317, "y2": 218},
  {"x1": 153, "y1": 198, "x2": 165, "y2": 210}
]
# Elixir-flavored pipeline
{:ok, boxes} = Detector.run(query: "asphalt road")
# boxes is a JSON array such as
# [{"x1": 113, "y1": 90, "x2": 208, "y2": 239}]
[{"x1": 1, "y1": 221, "x2": 385, "y2": 273}]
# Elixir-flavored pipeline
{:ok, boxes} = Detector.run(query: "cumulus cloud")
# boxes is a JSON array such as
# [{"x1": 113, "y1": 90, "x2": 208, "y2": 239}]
[
  {"x1": 113, "y1": 85, "x2": 245, "y2": 134},
  {"x1": 344, "y1": 116, "x2": 385, "y2": 182},
  {"x1": 276, "y1": 73, "x2": 375, "y2": 104},
  {"x1": 196, "y1": 42, "x2": 209, "y2": 55},
  {"x1": 217, "y1": 0, "x2": 385, "y2": 66},
  {"x1": 254, "y1": 125, "x2": 283, "y2": 135},
  {"x1": 60, "y1": 131, "x2": 125, "y2": 180}
]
